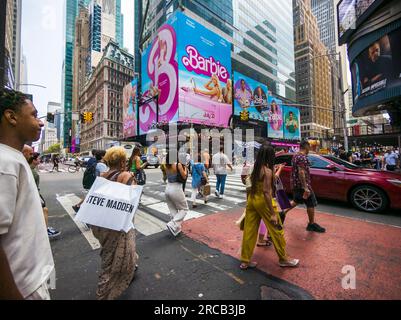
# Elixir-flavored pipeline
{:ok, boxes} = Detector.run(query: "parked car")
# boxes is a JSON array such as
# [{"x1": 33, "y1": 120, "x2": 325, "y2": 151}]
[
  {"x1": 275, "y1": 153, "x2": 401, "y2": 213},
  {"x1": 145, "y1": 152, "x2": 160, "y2": 168}
]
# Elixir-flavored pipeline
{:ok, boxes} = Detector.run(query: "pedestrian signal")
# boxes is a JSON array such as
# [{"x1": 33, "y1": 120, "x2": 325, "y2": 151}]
[{"x1": 46, "y1": 112, "x2": 54, "y2": 123}]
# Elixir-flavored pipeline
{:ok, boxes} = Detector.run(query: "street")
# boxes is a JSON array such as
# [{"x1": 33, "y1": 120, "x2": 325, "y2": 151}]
[{"x1": 39, "y1": 163, "x2": 401, "y2": 300}]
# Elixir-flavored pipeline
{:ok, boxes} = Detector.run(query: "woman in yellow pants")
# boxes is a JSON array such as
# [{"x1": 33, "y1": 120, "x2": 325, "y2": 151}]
[{"x1": 240, "y1": 144, "x2": 299, "y2": 269}]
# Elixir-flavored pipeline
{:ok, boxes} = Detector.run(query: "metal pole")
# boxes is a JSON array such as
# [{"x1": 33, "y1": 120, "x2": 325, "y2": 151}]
[
  {"x1": 338, "y1": 52, "x2": 349, "y2": 151},
  {"x1": 156, "y1": 94, "x2": 159, "y2": 124},
  {"x1": 0, "y1": 0, "x2": 7, "y2": 89}
]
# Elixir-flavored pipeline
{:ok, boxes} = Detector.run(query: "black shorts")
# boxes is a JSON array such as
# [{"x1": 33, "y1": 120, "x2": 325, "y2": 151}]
[{"x1": 293, "y1": 189, "x2": 317, "y2": 208}]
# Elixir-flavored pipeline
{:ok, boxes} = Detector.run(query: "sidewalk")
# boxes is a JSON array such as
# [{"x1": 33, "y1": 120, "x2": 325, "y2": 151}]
[{"x1": 183, "y1": 207, "x2": 401, "y2": 300}]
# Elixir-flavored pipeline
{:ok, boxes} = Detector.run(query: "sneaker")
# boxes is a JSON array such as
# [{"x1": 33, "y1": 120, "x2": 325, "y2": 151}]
[
  {"x1": 47, "y1": 227, "x2": 61, "y2": 239},
  {"x1": 306, "y1": 223, "x2": 326, "y2": 233},
  {"x1": 166, "y1": 222, "x2": 181, "y2": 237},
  {"x1": 218, "y1": 194, "x2": 223, "y2": 199},
  {"x1": 279, "y1": 258, "x2": 299, "y2": 267},
  {"x1": 72, "y1": 205, "x2": 79, "y2": 213},
  {"x1": 215, "y1": 191, "x2": 219, "y2": 197}
]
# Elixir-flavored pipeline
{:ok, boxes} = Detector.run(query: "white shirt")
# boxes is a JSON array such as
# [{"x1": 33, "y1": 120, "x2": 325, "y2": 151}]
[
  {"x1": 212, "y1": 152, "x2": 231, "y2": 175},
  {"x1": 96, "y1": 162, "x2": 109, "y2": 177},
  {"x1": 0, "y1": 143, "x2": 54, "y2": 298}
]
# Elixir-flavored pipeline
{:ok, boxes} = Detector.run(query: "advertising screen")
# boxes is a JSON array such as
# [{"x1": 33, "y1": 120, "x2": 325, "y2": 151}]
[
  {"x1": 266, "y1": 96, "x2": 283, "y2": 139},
  {"x1": 140, "y1": 14, "x2": 179, "y2": 135},
  {"x1": 337, "y1": 0, "x2": 382, "y2": 44},
  {"x1": 282, "y1": 106, "x2": 301, "y2": 140},
  {"x1": 351, "y1": 27, "x2": 401, "y2": 112},
  {"x1": 233, "y1": 72, "x2": 268, "y2": 122},
  {"x1": 177, "y1": 12, "x2": 232, "y2": 127},
  {"x1": 123, "y1": 78, "x2": 138, "y2": 138}
]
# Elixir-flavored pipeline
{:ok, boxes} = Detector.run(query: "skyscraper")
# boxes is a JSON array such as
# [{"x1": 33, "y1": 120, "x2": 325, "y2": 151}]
[
  {"x1": 62, "y1": 0, "x2": 123, "y2": 150},
  {"x1": 293, "y1": 0, "x2": 333, "y2": 141}
]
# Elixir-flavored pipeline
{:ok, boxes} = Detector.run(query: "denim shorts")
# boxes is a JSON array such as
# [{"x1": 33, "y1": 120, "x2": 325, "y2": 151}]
[{"x1": 293, "y1": 188, "x2": 318, "y2": 208}]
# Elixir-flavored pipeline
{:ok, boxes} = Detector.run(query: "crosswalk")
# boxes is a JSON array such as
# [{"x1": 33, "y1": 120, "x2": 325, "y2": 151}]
[{"x1": 56, "y1": 172, "x2": 247, "y2": 250}]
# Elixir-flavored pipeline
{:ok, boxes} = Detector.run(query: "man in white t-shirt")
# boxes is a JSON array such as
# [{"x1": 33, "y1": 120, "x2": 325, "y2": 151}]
[
  {"x1": 212, "y1": 146, "x2": 233, "y2": 199},
  {"x1": 0, "y1": 89, "x2": 54, "y2": 300}
]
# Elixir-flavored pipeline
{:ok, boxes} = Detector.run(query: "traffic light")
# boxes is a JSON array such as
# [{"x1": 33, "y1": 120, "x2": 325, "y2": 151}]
[
  {"x1": 82, "y1": 111, "x2": 94, "y2": 124},
  {"x1": 46, "y1": 112, "x2": 54, "y2": 123}
]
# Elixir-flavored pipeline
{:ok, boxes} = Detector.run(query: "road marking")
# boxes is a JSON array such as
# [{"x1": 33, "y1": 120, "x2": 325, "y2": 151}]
[
  {"x1": 56, "y1": 194, "x2": 101, "y2": 250},
  {"x1": 146, "y1": 202, "x2": 205, "y2": 221},
  {"x1": 134, "y1": 210, "x2": 167, "y2": 236}
]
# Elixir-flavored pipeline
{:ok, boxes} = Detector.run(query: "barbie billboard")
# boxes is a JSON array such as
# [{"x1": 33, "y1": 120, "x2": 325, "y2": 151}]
[
  {"x1": 140, "y1": 15, "x2": 179, "y2": 135},
  {"x1": 266, "y1": 96, "x2": 284, "y2": 139},
  {"x1": 123, "y1": 78, "x2": 138, "y2": 138},
  {"x1": 177, "y1": 12, "x2": 232, "y2": 127},
  {"x1": 140, "y1": 12, "x2": 233, "y2": 134}
]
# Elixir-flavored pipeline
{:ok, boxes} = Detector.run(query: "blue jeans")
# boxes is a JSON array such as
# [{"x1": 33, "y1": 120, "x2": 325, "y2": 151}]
[{"x1": 216, "y1": 174, "x2": 227, "y2": 195}]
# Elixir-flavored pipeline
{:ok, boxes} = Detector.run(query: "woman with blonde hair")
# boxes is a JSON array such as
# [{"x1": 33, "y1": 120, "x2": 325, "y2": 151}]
[
  {"x1": 222, "y1": 79, "x2": 232, "y2": 104},
  {"x1": 91, "y1": 146, "x2": 139, "y2": 300},
  {"x1": 194, "y1": 74, "x2": 223, "y2": 102}
]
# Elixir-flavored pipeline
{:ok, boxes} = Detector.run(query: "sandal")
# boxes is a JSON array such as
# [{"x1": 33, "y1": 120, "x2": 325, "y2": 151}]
[
  {"x1": 239, "y1": 261, "x2": 258, "y2": 270},
  {"x1": 257, "y1": 240, "x2": 272, "y2": 247}
]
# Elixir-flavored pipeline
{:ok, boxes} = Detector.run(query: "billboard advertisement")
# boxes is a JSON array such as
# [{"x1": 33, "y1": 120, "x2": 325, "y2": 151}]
[
  {"x1": 283, "y1": 106, "x2": 301, "y2": 140},
  {"x1": 337, "y1": 0, "x2": 384, "y2": 45},
  {"x1": 233, "y1": 72, "x2": 268, "y2": 122},
  {"x1": 266, "y1": 96, "x2": 283, "y2": 139},
  {"x1": 177, "y1": 12, "x2": 232, "y2": 127},
  {"x1": 351, "y1": 27, "x2": 401, "y2": 114},
  {"x1": 123, "y1": 78, "x2": 138, "y2": 138},
  {"x1": 140, "y1": 15, "x2": 179, "y2": 135}
]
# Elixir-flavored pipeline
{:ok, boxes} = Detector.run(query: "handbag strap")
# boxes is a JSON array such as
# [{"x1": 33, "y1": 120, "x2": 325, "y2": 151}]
[
  {"x1": 106, "y1": 170, "x2": 122, "y2": 182},
  {"x1": 126, "y1": 175, "x2": 136, "y2": 185}
]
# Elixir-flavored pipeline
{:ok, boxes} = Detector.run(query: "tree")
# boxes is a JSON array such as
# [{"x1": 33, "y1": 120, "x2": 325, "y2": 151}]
[{"x1": 44, "y1": 143, "x2": 61, "y2": 154}]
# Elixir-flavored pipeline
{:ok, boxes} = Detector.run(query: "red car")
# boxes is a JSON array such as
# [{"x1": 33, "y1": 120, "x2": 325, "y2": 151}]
[{"x1": 275, "y1": 153, "x2": 401, "y2": 213}]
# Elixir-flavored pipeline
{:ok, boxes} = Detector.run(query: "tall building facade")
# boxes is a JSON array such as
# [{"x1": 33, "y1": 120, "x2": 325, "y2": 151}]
[
  {"x1": 136, "y1": 0, "x2": 296, "y2": 101},
  {"x1": 62, "y1": 0, "x2": 91, "y2": 149},
  {"x1": 79, "y1": 41, "x2": 134, "y2": 151},
  {"x1": 311, "y1": 0, "x2": 349, "y2": 138},
  {"x1": 63, "y1": 0, "x2": 123, "y2": 150},
  {"x1": 293, "y1": 0, "x2": 333, "y2": 140},
  {"x1": 4, "y1": 0, "x2": 22, "y2": 89}
]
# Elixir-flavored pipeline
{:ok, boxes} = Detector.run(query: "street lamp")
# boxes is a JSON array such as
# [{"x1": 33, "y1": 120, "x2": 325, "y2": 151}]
[{"x1": 17, "y1": 83, "x2": 47, "y2": 89}]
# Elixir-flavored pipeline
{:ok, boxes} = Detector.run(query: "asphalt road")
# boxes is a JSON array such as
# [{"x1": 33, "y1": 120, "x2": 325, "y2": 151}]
[{"x1": 38, "y1": 165, "x2": 401, "y2": 299}]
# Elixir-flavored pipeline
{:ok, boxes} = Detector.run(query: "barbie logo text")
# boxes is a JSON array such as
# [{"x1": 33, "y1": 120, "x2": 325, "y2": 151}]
[{"x1": 182, "y1": 46, "x2": 229, "y2": 82}]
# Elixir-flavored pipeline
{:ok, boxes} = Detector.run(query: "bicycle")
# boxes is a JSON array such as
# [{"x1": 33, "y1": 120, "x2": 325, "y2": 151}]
[{"x1": 68, "y1": 163, "x2": 85, "y2": 173}]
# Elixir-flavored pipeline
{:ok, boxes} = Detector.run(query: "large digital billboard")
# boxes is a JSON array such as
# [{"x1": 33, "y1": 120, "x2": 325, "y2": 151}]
[
  {"x1": 351, "y1": 27, "x2": 401, "y2": 114},
  {"x1": 140, "y1": 15, "x2": 179, "y2": 135},
  {"x1": 178, "y1": 12, "x2": 232, "y2": 127},
  {"x1": 233, "y1": 72, "x2": 268, "y2": 122},
  {"x1": 283, "y1": 106, "x2": 301, "y2": 141},
  {"x1": 123, "y1": 78, "x2": 138, "y2": 138},
  {"x1": 140, "y1": 12, "x2": 232, "y2": 134},
  {"x1": 337, "y1": 0, "x2": 384, "y2": 45},
  {"x1": 266, "y1": 96, "x2": 283, "y2": 139}
]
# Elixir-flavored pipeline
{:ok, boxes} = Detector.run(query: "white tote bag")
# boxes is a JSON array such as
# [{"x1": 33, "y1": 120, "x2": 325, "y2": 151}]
[{"x1": 75, "y1": 177, "x2": 143, "y2": 233}]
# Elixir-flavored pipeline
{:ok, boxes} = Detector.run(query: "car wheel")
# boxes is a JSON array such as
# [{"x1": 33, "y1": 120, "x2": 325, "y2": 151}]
[
  {"x1": 154, "y1": 164, "x2": 159, "y2": 169},
  {"x1": 350, "y1": 185, "x2": 388, "y2": 213}
]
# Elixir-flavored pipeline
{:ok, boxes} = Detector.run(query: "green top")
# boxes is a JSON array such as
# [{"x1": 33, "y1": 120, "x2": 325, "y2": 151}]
[
  {"x1": 130, "y1": 157, "x2": 143, "y2": 173},
  {"x1": 31, "y1": 167, "x2": 40, "y2": 190}
]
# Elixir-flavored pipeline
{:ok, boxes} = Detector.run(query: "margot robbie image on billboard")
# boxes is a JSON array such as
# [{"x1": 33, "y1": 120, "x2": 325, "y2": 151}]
[
  {"x1": 233, "y1": 72, "x2": 268, "y2": 122},
  {"x1": 267, "y1": 96, "x2": 284, "y2": 139},
  {"x1": 123, "y1": 78, "x2": 138, "y2": 138},
  {"x1": 177, "y1": 12, "x2": 232, "y2": 128},
  {"x1": 283, "y1": 106, "x2": 301, "y2": 140},
  {"x1": 140, "y1": 15, "x2": 179, "y2": 135}
]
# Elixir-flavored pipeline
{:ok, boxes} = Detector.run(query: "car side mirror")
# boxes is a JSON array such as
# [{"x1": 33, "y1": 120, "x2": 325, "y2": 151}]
[{"x1": 326, "y1": 164, "x2": 338, "y2": 172}]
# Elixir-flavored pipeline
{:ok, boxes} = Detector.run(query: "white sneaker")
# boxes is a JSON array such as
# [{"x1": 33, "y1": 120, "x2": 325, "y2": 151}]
[
  {"x1": 218, "y1": 194, "x2": 223, "y2": 199},
  {"x1": 215, "y1": 191, "x2": 219, "y2": 197},
  {"x1": 166, "y1": 222, "x2": 181, "y2": 237}
]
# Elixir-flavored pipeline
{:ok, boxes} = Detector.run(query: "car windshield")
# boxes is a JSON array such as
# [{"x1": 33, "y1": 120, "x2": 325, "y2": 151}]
[{"x1": 323, "y1": 155, "x2": 360, "y2": 169}]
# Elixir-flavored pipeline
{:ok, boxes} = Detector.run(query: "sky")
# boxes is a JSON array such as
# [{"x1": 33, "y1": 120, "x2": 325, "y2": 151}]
[{"x1": 21, "y1": 0, "x2": 134, "y2": 119}]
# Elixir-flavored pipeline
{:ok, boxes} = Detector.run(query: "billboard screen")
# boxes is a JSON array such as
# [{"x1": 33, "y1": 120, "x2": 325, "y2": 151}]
[
  {"x1": 233, "y1": 72, "x2": 268, "y2": 122},
  {"x1": 351, "y1": 27, "x2": 401, "y2": 114},
  {"x1": 266, "y1": 96, "x2": 283, "y2": 139},
  {"x1": 283, "y1": 106, "x2": 301, "y2": 140},
  {"x1": 123, "y1": 78, "x2": 138, "y2": 138},
  {"x1": 177, "y1": 12, "x2": 232, "y2": 127},
  {"x1": 337, "y1": 0, "x2": 383, "y2": 45},
  {"x1": 140, "y1": 15, "x2": 179, "y2": 135}
]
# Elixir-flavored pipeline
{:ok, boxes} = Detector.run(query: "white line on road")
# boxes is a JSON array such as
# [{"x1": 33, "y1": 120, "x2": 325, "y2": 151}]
[{"x1": 56, "y1": 194, "x2": 101, "y2": 250}]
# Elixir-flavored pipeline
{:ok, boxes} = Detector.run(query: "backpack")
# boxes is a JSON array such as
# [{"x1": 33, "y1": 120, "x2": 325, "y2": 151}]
[{"x1": 83, "y1": 161, "x2": 97, "y2": 190}]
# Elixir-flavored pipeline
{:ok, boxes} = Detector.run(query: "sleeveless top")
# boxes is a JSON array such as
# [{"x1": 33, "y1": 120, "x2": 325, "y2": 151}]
[
  {"x1": 166, "y1": 164, "x2": 184, "y2": 183},
  {"x1": 105, "y1": 170, "x2": 136, "y2": 185}
]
